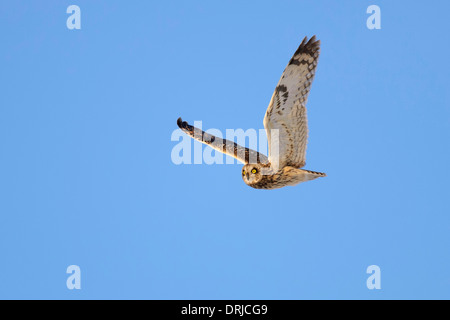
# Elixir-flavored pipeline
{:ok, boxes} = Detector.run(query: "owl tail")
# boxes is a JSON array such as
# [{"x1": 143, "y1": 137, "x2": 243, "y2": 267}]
[
  {"x1": 283, "y1": 167, "x2": 326, "y2": 186},
  {"x1": 298, "y1": 169, "x2": 327, "y2": 182}
]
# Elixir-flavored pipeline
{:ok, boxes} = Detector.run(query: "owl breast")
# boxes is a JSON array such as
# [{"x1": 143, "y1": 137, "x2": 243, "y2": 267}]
[{"x1": 246, "y1": 171, "x2": 286, "y2": 190}]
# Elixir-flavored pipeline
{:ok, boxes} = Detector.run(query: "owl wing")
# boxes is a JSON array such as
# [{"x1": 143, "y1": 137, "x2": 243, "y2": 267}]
[
  {"x1": 263, "y1": 36, "x2": 320, "y2": 169},
  {"x1": 177, "y1": 118, "x2": 269, "y2": 164}
]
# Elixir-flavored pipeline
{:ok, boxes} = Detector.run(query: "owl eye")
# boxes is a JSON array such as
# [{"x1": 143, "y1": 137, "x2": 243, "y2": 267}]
[
  {"x1": 242, "y1": 170, "x2": 246, "y2": 176},
  {"x1": 251, "y1": 169, "x2": 257, "y2": 174}
]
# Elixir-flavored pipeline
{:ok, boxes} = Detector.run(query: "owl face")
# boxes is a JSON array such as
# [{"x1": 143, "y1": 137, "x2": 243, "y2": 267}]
[{"x1": 242, "y1": 164, "x2": 263, "y2": 185}]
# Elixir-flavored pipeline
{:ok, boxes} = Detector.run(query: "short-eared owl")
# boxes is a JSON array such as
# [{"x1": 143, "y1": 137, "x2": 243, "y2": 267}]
[{"x1": 177, "y1": 36, "x2": 326, "y2": 189}]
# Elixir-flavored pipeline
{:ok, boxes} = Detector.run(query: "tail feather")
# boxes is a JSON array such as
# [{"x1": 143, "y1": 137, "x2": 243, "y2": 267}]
[
  {"x1": 296, "y1": 169, "x2": 326, "y2": 183},
  {"x1": 283, "y1": 167, "x2": 326, "y2": 186},
  {"x1": 302, "y1": 169, "x2": 326, "y2": 177}
]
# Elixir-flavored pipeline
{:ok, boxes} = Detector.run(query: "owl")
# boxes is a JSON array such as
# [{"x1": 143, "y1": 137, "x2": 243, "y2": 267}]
[{"x1": 177, "y1": 36, "x2": 326, "y2": 189}]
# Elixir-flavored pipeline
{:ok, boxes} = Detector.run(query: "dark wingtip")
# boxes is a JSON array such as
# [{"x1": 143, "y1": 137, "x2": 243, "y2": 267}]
[
  {"x1": 177, "y1": 117, "x2": 183, "y2": 128},
  {"x1": 295, "y1": 35, "x2": 320, "y2": 55},
  {"x1": 288, "y1": 35, "x2": 320, "y2": 66},
  {"x1": 308, "y1": 35, "x2": 320, "y2": 49},
  {"x1": 307, "y1": 35, "x2": 320, "y2": 49}
]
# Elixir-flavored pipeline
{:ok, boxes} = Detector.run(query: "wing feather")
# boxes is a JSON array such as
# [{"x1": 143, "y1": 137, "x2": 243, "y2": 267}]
[
  {"x1": 264, "y1": 36, "x2": 320, "y2": 169},
  {"x1": 177, "y1": 118, "x2": 269, "y2": 165}
]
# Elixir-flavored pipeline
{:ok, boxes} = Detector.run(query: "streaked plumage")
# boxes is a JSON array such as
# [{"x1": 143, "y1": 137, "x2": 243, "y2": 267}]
[{"x1": 177, "y1": 36, "x2": 326, "y2": 189}]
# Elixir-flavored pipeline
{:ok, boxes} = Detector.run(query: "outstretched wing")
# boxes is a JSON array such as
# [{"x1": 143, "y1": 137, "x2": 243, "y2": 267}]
[
  {"x1": 177, "y1": 118, "x2": 269, "y2": 164},
  {"x1": 264, "y1": 36, "x2": 320, "y2": 169}
]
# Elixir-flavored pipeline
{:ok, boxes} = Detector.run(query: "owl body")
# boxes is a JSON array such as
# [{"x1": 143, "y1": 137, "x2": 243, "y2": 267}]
[
  {"x1": 241, "y1": 163, "x2": 326, "y2": 190},
  {"x1": 177, "y1": 36, "x2": 326, "y2": 190}
]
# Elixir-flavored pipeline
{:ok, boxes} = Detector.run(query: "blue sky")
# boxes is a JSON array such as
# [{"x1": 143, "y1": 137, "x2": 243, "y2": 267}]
[{"x1": 0, "y1": 1, "x2": 449, "y2": 299}]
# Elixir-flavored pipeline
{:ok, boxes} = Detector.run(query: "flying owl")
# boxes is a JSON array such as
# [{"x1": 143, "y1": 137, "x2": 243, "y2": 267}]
[{"x1": 177, "y1": 36, "x2": 326, "y2": 189}]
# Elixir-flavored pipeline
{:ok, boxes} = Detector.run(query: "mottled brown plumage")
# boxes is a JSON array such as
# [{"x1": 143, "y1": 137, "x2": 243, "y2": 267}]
[{"x1": 177, "y1": 36, "x2": 326, "y2": 189}]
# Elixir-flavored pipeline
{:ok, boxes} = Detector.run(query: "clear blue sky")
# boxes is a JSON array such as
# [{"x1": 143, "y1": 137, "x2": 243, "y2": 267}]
[{"x1": 1, "y1": 0, "x2": 449, "y2": 299}]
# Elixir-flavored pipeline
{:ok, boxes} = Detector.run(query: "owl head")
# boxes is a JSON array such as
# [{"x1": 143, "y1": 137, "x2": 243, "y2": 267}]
[{"x1": 242, "y1": 163, "x2": 264, "y2": 185}]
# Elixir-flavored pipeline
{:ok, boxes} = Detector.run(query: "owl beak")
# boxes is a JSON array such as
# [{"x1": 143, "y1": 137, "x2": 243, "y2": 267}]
[{"x1": 246, "y1": 172, "x2": 249, "y2": 180}]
